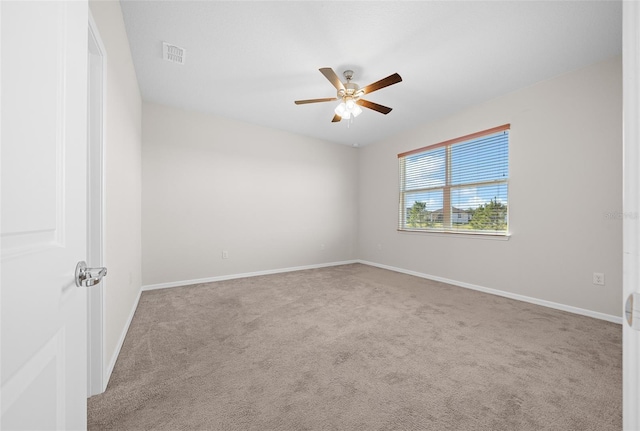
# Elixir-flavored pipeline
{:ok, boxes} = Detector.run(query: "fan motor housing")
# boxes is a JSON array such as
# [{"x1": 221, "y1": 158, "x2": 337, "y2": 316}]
[{"x1": 338, "y1": 82, "x2": 362, "y2": 99}]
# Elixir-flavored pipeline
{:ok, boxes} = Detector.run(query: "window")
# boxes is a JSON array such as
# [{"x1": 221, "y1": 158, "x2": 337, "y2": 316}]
[{"x1": 398, "y1": 124, "x2": 509, "y2": 235}]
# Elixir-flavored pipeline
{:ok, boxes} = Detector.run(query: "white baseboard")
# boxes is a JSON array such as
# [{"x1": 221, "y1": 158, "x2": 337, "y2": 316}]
[
  {"x1": 141, "y1": 260, "x2": 359, "y2": 291},
  {"x1": 137, "y1": 258, "x2": 620, "y2": 338},
  {"x1": 104, "y1": 286, "x2": 142, "y2": 386},
  {"x1": 357, "y1": 260, "x2": 623, "y2": 325}
]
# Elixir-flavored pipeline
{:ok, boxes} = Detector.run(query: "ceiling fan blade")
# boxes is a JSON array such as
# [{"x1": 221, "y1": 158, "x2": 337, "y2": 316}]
[
  {"x1": 294, "y1": 97, "x2": 338, "y2": 105},
  {"x1": 361, "y1": 73, "x2": 402, "y2": 95},
  {"x1": 331, "y1": 114, "x2": 342, "y2": 123},
  {"x1": 319, "y1": 68, "x2": 345, "y2": 91},
  {"x1": 357, "y1": 99, "x2": 393, "y2": 115}
]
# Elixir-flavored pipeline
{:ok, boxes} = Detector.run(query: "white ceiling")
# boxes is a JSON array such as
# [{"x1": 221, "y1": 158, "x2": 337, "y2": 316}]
[{"x1": 119, "y1": 1, "x2": 622, "y2": 147}]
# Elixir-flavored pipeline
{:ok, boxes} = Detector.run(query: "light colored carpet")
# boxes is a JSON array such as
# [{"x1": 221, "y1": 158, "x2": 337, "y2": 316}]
[{"x1": 88, "y1": 263, "x2": 621, "y2": 430}]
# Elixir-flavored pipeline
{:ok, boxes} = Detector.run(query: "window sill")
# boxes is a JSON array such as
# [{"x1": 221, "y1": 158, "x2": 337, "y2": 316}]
[{"x1": 397, "y1": 228, "x2": 511, "y2": 241}]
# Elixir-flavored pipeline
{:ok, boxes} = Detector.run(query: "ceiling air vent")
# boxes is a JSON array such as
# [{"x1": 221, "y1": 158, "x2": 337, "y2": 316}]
[{"x1": 162, "y1": 42, "x2": 186, "y2": 65}]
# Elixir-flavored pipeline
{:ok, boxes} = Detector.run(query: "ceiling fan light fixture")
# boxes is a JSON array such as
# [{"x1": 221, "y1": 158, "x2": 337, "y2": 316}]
[
  {"x1": 335, "y1": 97, "x2": 362, "y2": 119},
  {"x1": 345, "y1": 98, "x2": 356, "y2": 110}
]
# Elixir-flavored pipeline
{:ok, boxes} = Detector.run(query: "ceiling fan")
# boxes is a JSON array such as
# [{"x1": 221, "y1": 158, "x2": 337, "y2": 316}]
[{"x1": 295, "y1": 68, "x2": 402, "y2": 122}]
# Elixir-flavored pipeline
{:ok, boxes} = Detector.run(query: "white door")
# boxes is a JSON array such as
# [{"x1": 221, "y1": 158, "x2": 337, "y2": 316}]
[{"x1": 1, "y1": 1, "x2": 89, "y2": 430}]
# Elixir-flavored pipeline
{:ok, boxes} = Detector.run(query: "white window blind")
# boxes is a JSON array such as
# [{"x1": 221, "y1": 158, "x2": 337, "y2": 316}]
[{"x1": 398, "y1": 124, "x2": 510, "y2": 235}]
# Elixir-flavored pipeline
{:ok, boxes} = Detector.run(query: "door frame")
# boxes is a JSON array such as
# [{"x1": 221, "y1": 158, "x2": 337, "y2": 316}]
[
  {"x1": 87, "y1": 10, "x2": 107, "y2": 397},
  {"x1": 623, "y1": 1, "x2": 640, "y2": 429}
]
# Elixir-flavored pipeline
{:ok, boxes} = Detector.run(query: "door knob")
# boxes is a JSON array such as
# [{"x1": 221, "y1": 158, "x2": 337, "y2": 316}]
[
  {"x1": 626, "y1": 292, "x2": 640, "y2": 330},
  {"x1": 75, "y1": 261, "x2": 107, "y2": 287}
]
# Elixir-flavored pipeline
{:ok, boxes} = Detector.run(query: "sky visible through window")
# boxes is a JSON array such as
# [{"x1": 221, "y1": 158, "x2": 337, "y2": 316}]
[{"x1": 403, "y1": 132, "x2": 508, "y2": 212}]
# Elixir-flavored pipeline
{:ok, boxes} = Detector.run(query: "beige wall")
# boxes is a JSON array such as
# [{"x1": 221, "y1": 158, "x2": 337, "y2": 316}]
[
  {"x1": 141, "y1": 58, "x2": 622, "y2": 318},
  {"x1": 89, "y1": 1, "x2": 143, "y2": 373},
  {"x1": 142, "y1": 103, "x2": 358, "y2": 287},
  {"x1": 358, "y1": 57, "x2": 622, "y2": 318}
]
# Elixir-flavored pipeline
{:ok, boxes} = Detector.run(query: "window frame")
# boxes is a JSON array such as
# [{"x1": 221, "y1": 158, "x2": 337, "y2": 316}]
[{"x1": 398, "y1": 124, "x2": 510, "y2": 236}]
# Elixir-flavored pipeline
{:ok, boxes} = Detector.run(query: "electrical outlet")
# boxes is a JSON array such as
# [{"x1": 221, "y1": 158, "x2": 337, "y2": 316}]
[
  {"x1": 593, "y1": 272, "x2": 605, "y2": 286},
  {"x1": 222, "y1": 250, "x2": 229, "y2": 259}
]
